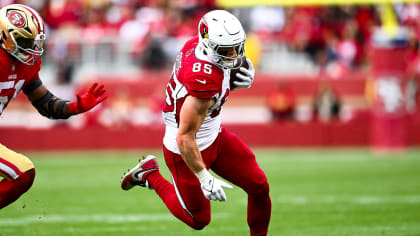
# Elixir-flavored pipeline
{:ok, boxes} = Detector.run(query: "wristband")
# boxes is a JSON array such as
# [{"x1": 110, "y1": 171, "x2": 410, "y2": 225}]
[
  {"x1": 68, "y1": 101, "x2": 78, "y2": 114},
  {"x1": 195, "y1": 169, "x2": 211, "y2": 182}
]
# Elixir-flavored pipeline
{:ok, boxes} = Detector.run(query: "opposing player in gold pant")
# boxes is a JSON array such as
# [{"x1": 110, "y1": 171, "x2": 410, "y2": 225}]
[{"x1": 0, "y1": 144, "x2": 35, "y2": 209}]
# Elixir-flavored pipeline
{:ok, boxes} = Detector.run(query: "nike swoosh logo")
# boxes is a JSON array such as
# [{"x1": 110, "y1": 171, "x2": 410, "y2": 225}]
[
  {"x1": 134, "y1": 168, "x2": 156, "y2": 179},
  {"x1": 196, "y1": 79, "x2": 207, "y2": 84}
]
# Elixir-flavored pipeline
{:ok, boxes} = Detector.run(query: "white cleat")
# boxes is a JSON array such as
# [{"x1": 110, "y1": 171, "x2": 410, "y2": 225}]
[{"x1": 121, "y1": 155, "x2": 159, "y2": 191}]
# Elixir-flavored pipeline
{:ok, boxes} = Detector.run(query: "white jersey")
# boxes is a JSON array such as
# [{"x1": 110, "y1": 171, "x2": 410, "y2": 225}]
[{"x1": 162, "y1": 36, "x2": 231, "y2": 154}]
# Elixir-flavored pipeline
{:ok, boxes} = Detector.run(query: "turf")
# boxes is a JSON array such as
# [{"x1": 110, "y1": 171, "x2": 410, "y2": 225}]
[{"x1": 1, "y1": 148, "x2": 420, "y2": 236}]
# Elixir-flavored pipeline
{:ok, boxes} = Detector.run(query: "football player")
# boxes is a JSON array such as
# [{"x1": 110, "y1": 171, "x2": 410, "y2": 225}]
[
  {"x1": 121, "y1": 10, "x2": 271, "y2": 235},
  {"x1": 0, "y1": 4, "x2": 107, "y2": 209}
]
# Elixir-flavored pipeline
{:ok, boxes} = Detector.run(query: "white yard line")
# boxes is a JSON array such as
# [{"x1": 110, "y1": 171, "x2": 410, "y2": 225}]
[
  {"x1": 0, "y1": 213, "x2": 230, "y2": 226},
  {"x1": 275, "y1": 195, "x2": 420, "y2": 205},
  {"x1": 61, "y1": 225, "x2": 246, "y2": 233}
]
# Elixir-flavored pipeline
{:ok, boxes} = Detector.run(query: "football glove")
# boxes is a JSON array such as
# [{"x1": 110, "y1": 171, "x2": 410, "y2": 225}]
[
  {"x1": 68, "y1": 83, "x2": 107, "y2": 114},
  {"x1": 196, "y1": 169, "x2": 233, "y2": 202},
  {"x1": 233, "y1": 58, "x2": 255, "y2": 89}
]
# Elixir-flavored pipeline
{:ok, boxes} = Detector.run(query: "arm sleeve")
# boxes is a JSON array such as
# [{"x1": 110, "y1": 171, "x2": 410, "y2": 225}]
[
  {"x1": 22, "y1": 78, "x2": 42, "y2": 95},
  {"x1": 25, "y1": 79, "x2": 71, "y2": 119},
  {"x1": 31, "y1": 91, "x2": 71, "y2": 120}
]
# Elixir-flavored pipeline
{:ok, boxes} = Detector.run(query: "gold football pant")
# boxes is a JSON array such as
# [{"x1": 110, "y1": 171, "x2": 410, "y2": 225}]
[{"x1": 0, "y1": 143, "x2": 34, "y2": 180}]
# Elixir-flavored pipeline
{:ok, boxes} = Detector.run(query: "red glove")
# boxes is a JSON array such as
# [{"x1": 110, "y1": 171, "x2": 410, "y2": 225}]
[{"x1": 68, "y1": 83, "x2": 107, "y2": 114}]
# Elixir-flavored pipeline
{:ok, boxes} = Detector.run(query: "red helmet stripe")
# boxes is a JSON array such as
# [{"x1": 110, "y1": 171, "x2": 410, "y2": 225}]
[
  {"x1": 0, "y1": 157, "x2": 22, "y2": 179},
  {"x1": 18, "y1": 4, "x2": 44, "y2": 33}
]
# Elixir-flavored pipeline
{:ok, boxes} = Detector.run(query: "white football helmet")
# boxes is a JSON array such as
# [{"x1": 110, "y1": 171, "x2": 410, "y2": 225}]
[
  {"x1": 0, "y1": 4, "x2": 46, "y2": 65},
  {"x1": 198, "y1": 10, "x2": 246, "y2": 69}
]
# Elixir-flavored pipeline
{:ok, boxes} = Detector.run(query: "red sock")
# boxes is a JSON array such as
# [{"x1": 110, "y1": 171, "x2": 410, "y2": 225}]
[
  {"x1": 147, "y1": 171, "x2": 207, "y2": 229},
  {"x1": 249, "y1": 195, "x2": 272, "y2": 236},
  {"x1": 247, "y1": 182, "x2": 271, "y2": 236},
  {"x1": 0, "y1": 169, "x2": 35, "y2": 210}
]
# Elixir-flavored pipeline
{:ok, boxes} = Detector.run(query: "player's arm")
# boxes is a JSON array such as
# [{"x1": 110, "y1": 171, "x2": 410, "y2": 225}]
[
  {"x1": 176, "y1": 95, "x2": 213, "y2": 173},
  {"x1": 176, "y1": 95, "x2": 232, "y2": 201},
  {"x1": 23, "y1": 79, "x2": 107, "y2": 119}
]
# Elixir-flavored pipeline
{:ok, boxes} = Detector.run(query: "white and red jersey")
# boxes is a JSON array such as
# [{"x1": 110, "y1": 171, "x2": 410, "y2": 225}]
[
  {"x1": 0, "y1": 49, "x2": 42, "y2": 115},
  {"x1": 162, "y1": 36, "x2": 231, "y2": 154}
]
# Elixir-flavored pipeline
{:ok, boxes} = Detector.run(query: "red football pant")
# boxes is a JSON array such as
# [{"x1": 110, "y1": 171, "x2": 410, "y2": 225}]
[
  {"x1": 0, "y1": 168, "x2": 35, "y2": 209},
  {"x1": 148, "y1": 127, "x2": 271, "y2": 236}
]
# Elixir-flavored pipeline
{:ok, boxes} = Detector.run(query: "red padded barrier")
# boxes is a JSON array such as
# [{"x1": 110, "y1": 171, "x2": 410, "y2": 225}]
[{"x1": 2, "y1": 118, "x2": 420, "y2": 150}]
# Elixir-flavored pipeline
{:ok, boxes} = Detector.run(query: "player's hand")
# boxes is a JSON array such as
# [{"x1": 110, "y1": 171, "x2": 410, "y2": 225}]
[
  {"x1": 68, "y1": 83, "x2": 107, "y2": 114},
  {"x1": 234, "y1": 58, "x2": 255, "y2": 89},
  {"x1": 196, "y1": 169, "x2": 233, "y2": 202}
]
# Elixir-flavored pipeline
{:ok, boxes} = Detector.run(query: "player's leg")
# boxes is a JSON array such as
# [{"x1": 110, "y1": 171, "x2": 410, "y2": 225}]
[
  {"x1": 146, "y1": 146, "x2": 211, "y2": 230},
  {"x1": 210, "y1": 128, "x2": 271, "y2": 236},
  {"x1": 0, "y1": 143, "x2": 35, "y2": 209},
  {"x1": 121, "y1": 148, "x2": 211, "y2": 230}
]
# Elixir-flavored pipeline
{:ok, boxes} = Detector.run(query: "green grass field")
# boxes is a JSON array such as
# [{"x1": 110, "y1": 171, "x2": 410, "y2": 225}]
[{"x1": 1, "y1": 148, "x2": 420, "y2": 236}]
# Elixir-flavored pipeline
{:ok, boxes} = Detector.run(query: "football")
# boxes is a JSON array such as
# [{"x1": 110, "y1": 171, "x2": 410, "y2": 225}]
[{"x1": 230, "y1": 57, "x2": 249, "y2": 89}]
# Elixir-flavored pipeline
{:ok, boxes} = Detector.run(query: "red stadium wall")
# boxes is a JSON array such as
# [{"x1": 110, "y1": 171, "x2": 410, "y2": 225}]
[
  {"x1": 0, "y1": 121, "x2": 368, "y2": 150},
  {"x1": 2, "y1": 118, "x2": 420, "y2": 150}
]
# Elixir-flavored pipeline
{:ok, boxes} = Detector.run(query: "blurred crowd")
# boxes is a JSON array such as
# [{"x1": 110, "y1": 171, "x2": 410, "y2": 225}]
[
  {"x1": 248, "y1": 4, "x2": 420, "y2": 75},
  {"x1": 2, "y1": 1, "x2": 420, "y2": 74},
  {"x1": 1, "y1": 0, "x2": 216, "y2": 74}
]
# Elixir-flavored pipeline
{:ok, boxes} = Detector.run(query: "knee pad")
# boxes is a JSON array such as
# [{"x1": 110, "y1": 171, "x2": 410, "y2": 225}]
[
  {"x1": 256, "y1": 181, "x2": 270, "y2": 197},
  {"x1": 248, "y1": 178, "x2": 270, "y2": 198},
  {"x1": 191, "y1": 211, "x2": 211, "y2": 230}
]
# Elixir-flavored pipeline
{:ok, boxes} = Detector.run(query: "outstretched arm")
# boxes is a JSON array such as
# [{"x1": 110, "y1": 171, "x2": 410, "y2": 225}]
[
  {"x1": 176, "y1": 95, "x2": 233, "y2": 201},
  {"x1": 24, "y1": 79, "x2": 107, "y2": 119}
]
